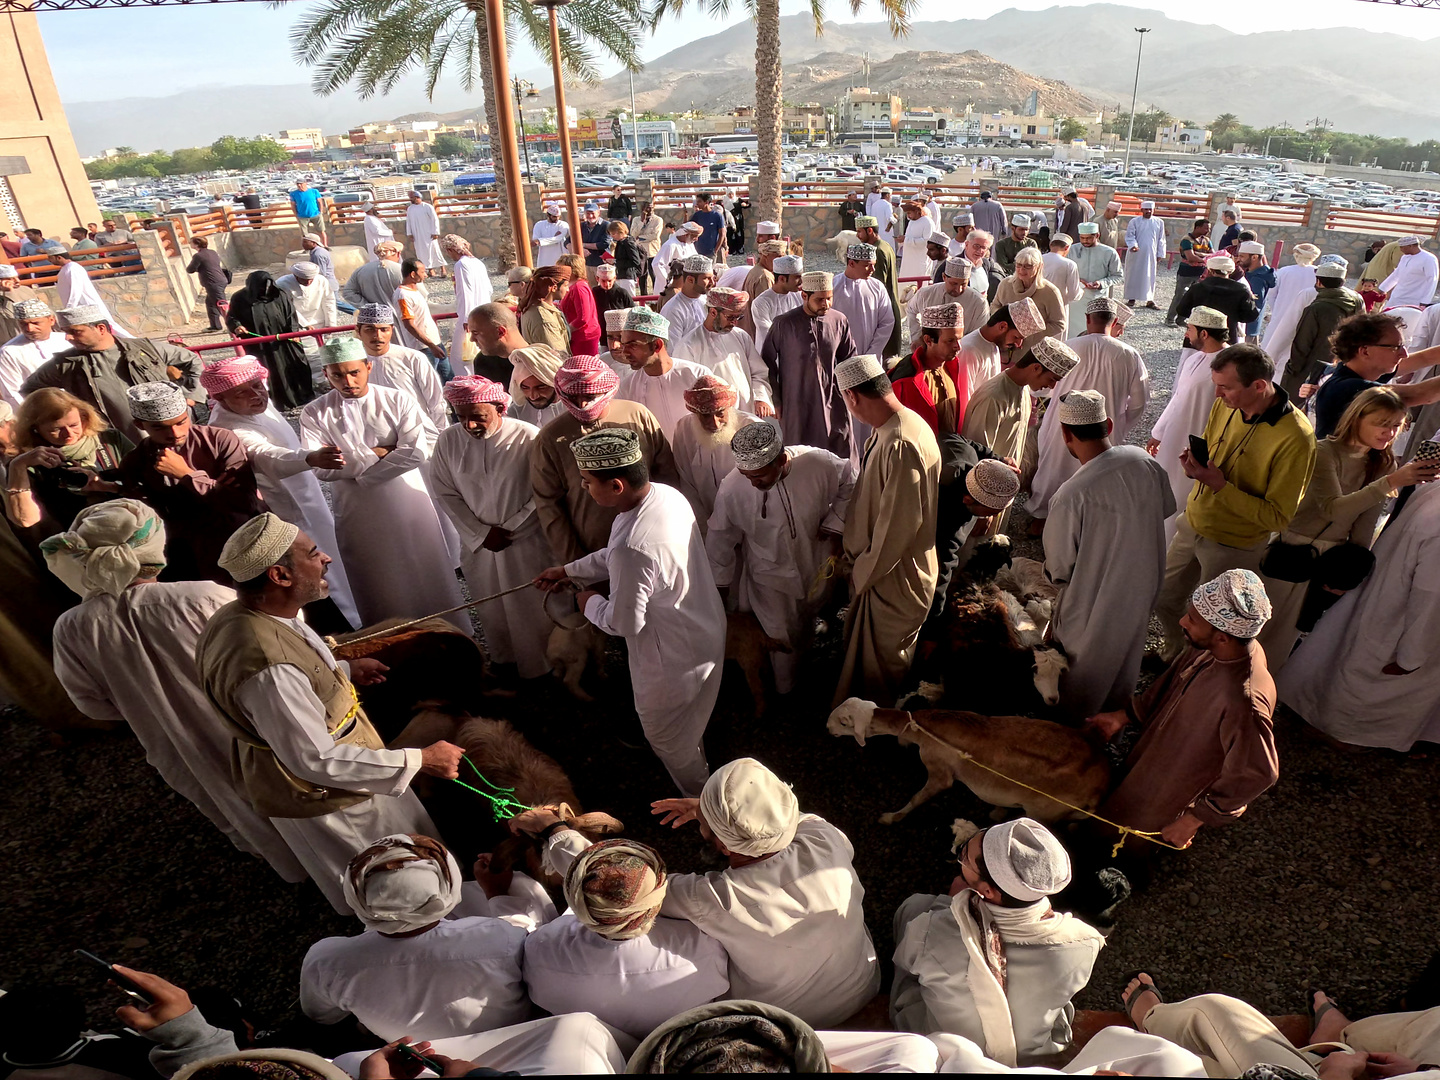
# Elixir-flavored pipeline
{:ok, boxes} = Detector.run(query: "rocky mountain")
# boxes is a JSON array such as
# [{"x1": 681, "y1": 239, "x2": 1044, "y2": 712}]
[{"x1": 563, "y1": 44, "x2": 1102, "y2": 117}]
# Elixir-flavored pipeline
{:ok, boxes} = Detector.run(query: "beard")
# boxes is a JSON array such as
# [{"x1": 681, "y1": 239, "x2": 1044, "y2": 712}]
[{"x1": 694, "y1": 412, "x2": 741, "y2": 450}]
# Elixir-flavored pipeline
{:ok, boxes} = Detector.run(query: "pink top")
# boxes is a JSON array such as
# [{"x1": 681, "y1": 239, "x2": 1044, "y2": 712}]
[{"x1": 560, "y1": 279, "x2": 602, "y2": 357}]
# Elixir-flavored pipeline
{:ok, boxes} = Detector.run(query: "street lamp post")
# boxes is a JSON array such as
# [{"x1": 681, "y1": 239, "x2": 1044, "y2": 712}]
[
  {"x1": 483, "y1": 0, "x2": 530, "y2": 265},
  {"x1": 1123, "y1": 27, "x2": 1150, "y2": 176},
  {"x1": 629, "y1": 67, "x2": 640, "y2": 161},
  {"x1": 513, "y1": 78, "x2": 536, "y2": 178},
  {"x1": 533, "y1": 0, "x2": 581, "y2": 257}
]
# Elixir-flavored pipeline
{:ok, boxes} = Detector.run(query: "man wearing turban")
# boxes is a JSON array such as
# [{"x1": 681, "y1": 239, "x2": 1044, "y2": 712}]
[
  {"x1": 300, "y1": 834, "x2": 531, "y2": 1041},
  {"x1": 706, "y1": 420, "x2": 854, "y2": 692},
  {"x1": 893, "y1": 818, "x2": 1105, "y2": 1066},
  {"x1": 429, "y1": 376, "x2": 553, "y2": 678},
  {"x1": 671, "y1": 374, "x2": 756, "y2": 525},
  {"x1": 440, "y1": 234, "x2": 492, "y2": 377},
  {"x1": 510, "y1": 834, "x2": 729, "y2": 1041},
  {"x1": 674, "y1": 287, "x2": 775, "y2": 420},
  {"x1": 47, "y1": 501, "x2": 305, "y2": 882}
]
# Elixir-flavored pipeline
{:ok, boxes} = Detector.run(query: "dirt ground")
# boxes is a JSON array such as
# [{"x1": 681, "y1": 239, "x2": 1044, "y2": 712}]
[{"x1": 5, "y1": 267, "x2": 1437, "y2": 1047}]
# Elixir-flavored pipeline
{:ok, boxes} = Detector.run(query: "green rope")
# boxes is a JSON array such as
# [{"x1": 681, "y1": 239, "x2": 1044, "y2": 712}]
[{"x1": 449, "y1": 755, "x2": 532, "y2": 822}]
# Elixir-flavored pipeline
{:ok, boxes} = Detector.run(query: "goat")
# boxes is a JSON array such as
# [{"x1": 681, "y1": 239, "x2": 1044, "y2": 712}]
[
  {"x1": 725, "y1": 610, "x2": 792, "y2": 717},
  {"x1": 828, "y1": 697, "x2": 1110, "y2": 825},
  {"x1": 994, "y1": 556, "x2": 1057, "y2": 603},
  {"x1": 823, "y1": 229, "x2": 860, "y2": 262},
  {"x1": 390, "y1": 704, "x2": 623, "y2": 880},
  {"x1": 546, "y1": 623, "x2": 608, "y2": 702}
]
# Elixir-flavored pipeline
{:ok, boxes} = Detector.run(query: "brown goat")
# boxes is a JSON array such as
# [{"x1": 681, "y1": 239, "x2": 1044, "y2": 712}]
[
  {"x1": 390, "y1": 705, "x2": 623, "y2": 879},
  {"x1": 725, "y1": 610, "x2": 792, "y2": 717},
  {"x1": 827, "y1": 698, "x2": 1110, "y2": 825}
]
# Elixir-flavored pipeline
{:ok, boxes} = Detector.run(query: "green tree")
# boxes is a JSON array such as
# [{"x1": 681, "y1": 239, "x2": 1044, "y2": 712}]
[
  {"x1": 1105, "y1": 109, "x2": 1171, "y2": 147},
  {"x1": 432, "y1": 133, "x2": 477, "y2": 158},
  {"x1": 1057, "y1": 117, "x2": 1088, "y2": 142},
  {"x1": 650, "y1": 0, "x2": 920, "y2": 228},
  {"x1": 1210, "y1": 113, "x2": 1240, "y2": 142},
  {"x1": 281, "y1": 0, "x2": 645, "y2": 268},
  {"x1": 169, "y1": 147, "x2": 217, "y2": 174},
  {"x1": 209, "y1": 135, "x2": 289, "y2": 170}
]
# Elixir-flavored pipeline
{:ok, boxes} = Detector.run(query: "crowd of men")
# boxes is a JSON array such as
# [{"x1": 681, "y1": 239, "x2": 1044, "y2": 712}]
[{"x1": 2, "y1": 183, "x2": 1439, "y2": 1077}]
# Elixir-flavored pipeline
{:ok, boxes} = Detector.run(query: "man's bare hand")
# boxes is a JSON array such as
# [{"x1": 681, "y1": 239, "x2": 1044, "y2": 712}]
[
  {"x1": 753, "y1": 400, "x2": 775, "y2": 418},
  {"x1": 652, "y1": 797, "x2": 702, "y2": 829},
  {"x1": 1145, "y1": 437, "x2": 1161, "y2": 457},
  {"x1": 508, "y1": 807, "x2": 565, "y2": 837},
  {"x1": 349, "y1": 658, "x2": 389, "y2": 685},
  {"x1": 153, "y1": 448, "x2": 194, "y2": 480},
  {"x1": 306, "y1": 446, "x2": 346, "y2": 470},
  {"x1": 419, "y1": 740, "x2": 465, "y2": 779},
  {"x1": 1160, "y1": 811, "x2": 1203, "y2": 849},
  {"x1": 472, "y1": 852, "x2": 513, "y2": 898},
  {"x1": 111, "y1": 966, "x2": 192, "y2": 1031},
  {"x1": 1179, "y1": 449, "x2": 1225, "y2": 491},
  {"x1": 360, "y1": 1039, "x2": 446, "y2": 1080},
  {"x1": 1085, "y1": 710, "x2": 1129, "y2": 741},
  {"x1": 533, "y1": 566, "x2": 573, "y2": 592}
]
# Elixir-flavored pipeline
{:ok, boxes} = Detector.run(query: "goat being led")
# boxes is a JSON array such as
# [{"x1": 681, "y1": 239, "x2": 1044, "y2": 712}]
[{"x1": 827, "y1": 697, "x2": 1110, "y2": 825}]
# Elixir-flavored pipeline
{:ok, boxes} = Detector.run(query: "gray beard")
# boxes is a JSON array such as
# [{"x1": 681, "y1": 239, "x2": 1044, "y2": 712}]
[{"x1": 694, "y1": 413, "x2": 740, "y2": 450}]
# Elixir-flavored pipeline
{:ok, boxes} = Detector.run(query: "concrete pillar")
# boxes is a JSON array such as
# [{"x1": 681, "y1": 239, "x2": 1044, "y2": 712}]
[
  {"x1": 1094, "y1": 183, "x2": 1117, "y2": 211},
  {"x1": 1304, "y1": 199, "x2": 1331, "y2": 244},
  {"x1": 1208, "y1": 190, "x2": 1232, "y2": 223},
  {"x1": 633, "y1": 177, "x2": 655, "y2": 209}
]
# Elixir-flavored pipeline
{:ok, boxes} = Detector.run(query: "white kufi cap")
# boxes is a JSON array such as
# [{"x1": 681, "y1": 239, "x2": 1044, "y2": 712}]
[{"x1": 982, "y1": 818, "x2": 1072, "y2": 901}]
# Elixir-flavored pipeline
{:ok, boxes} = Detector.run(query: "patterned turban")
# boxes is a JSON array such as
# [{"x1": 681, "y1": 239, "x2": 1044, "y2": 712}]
[
  {"x1": 572, "y1": 428, "x2": 642, "y2": 470},
  {"x1": 12, "y1": 299, "x2": 52, "y2": 320},
  {"x1": 342, "y1": 834, "x2": 462, "y2": 934},
  {"x1": 199, "y1": 355, "x2": 268, "y2": 397},
  {"x1": 683, "y1": 374, "x2": 737, "y2": 415},
  {"x1": 1113, "y1": 303, "x2": 1135, "y2": 327},
  {"x1": 563, "y1": 839, "x2": 668, "y2": 942},
  {"x1": 759, "y1": 240, "x2": 788, "y2": 256},
  {"x1": 126, "y1": 381, "x2": 188, "y2": 422},
  {"x1": 1192, "y1": 569, "x2": 1272, "y2": 639},
  {"x1": 1085, "y1": 296, "x2": 1118, "y2": 317},
  {"x1": 440, "y1": 234, "x2": 472, "y2": 257},
  {"x1": 554, "y1": 354, "x2": 620, "y2": 423},
  {"x1": 1006, "y1": 297, "x2": 1044, "y2": 336},
  {"x1": 680, "y1": 254, "x2": 714, "y2": 275},
  {"x1": 834, "y1": 353, "x2": 884, "y2": 392},
  {"x1": 943, "y1": 256, "x2": 971, "y2": 280},
  {"x1": 40, "y1": 500, "x2": 167, "y2": 599},
  {"x1": 1056, "y1": 388, "x2": 1108, "y2": 426},
  {"x1": 443, "y1": 374, "x2": 509, "y2": 410},
  {"x1": 1030, "y1": 337, "x2": 1079, "y2": 378},
  {"x1": 705, "y1": 287, "x2": 748, "y2": 312},
  {"x1": 964, "y1": 460, "x2": 1020, "y2": 510},
  {"x1": 623, "y1": 307, "x2": 670, "y2": 339},
  {"x1": 355, "y1": 303, "x2": 395, "y2": 326},
  {"x1": 846, "y1": 243, "x2": 877, "y2": 262},
  {"x1": 800, "y1": 271, "x2": 832, "y2": 292},
  {"x1": 773, "y1": 255, "x2": 803, "y2": 275},
  {"x1": 1186, "y1": 305, "x2": 1229, "y2": 331},
  {"x1": 853, "y1": 215, "x2": 879, "y2": 229},
  {"x1": 603, "y1": 307, "x2": 630, "y2": 332},
  {"x1": 920, "y1": 303, "x2": 964, "y2": 331},
  {"x1": 731, "y1": 419, "x2": 784, "y2": 471}
]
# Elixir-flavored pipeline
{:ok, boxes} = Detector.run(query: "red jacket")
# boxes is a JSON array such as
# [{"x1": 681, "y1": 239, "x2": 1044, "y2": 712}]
[
  {"x1": 890, "y1": 344, "x2": 968, "y2": 436},
  {"x1": 560, "y1": 279, "x2": 602, "y2": 357}
]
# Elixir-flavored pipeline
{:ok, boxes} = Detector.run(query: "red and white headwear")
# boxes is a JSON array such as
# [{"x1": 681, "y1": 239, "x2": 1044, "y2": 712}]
[
  {"x1": 554, "y1": 354, "x2": 620, "y2": 423},
  {"x1": 683, "y1": 374, "x2": 738, "y2": 415},
  {"x1": 443, "y1": 374, "x2": 509, "y2": 410},
  {"x1": 705, "y1": 287, "x2": 749, "y2": 313},
  {"x1": 199, "y1": 355, "x2": 268, "y2": 398}
]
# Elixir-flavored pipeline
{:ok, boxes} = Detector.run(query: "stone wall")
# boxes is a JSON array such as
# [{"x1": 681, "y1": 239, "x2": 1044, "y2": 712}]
[{"x1": 35, "y1": 230, "x2": 196, "y2": 335}]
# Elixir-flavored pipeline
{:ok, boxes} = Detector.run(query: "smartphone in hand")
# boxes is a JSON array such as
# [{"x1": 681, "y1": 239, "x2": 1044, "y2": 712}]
[
  {"x1": 73, "y1": 949, "x2": 154, "y2": 1006},
  {"x1": 1188, "y1": 434, "x2": 1210, "y2": 468},
  {"x1": 395, "y1": 1041, "x2": 445, "y2": 1073},
  {"x1": 1413, "y1": 438, "x2": 1440, "y2": 465}
]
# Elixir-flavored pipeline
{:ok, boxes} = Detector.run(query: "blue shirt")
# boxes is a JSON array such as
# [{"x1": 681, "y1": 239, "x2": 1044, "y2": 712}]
[
  {"x1": 1313, "y1": 362, "x2": 1392, "y2": 439},
  {"x1": 579, "y1": 219, "x2": 611, "y2": 266},
  {"x1": 1244, "y1": 266, "x2": 1277, "y2": 307},
  {"x1": 290, "y1": 188, "x2": 322, "y2": 218},
  {"x1": 690, "y1": 209, "x2": 725, "y2": 257}
]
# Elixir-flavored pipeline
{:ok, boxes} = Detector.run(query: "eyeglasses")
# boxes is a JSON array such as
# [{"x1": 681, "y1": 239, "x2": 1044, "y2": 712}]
[{"x1": 1366, "y1": 342, "x2": 1407, "y2": 353}]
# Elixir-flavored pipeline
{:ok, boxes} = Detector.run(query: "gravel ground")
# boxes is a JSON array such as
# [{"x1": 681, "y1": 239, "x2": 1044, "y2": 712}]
[{"x1": 8, "y1": 266, "x2": 1437, "y2": 1045}]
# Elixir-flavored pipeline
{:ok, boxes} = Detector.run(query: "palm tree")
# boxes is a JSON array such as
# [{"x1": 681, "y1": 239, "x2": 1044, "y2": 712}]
[
  {"x1": 283, "y1": 0, "x2": 645, "y2": 265},
  {"x1": 650, "y1": 0, "x2": 919, "y2": 228},
  {"x1": 1210, "y1": 112, "x2": 1240, "y2": 144}
]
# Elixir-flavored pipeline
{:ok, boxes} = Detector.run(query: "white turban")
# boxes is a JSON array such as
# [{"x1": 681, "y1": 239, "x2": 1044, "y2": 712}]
[
  {"x1": 41, "y1": 500, "x2": 168, "y2": 599},
  {"x1": 342, "y1": 834, "x2": 463, "y2": 934},
  {"x1": 981, "y1": 818, "x2": 1072, "y2": 902},
  {"x1": 699, "y1": 758, "x2": 800, "y2": 858},
  {"x1": 509, "y1": 343, "x2": 566, "y2": 401}
]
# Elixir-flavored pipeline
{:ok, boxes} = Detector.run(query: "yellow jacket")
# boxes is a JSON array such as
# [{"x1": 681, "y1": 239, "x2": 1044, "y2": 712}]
[{"x1": 1185, "y1": 388, "x2": 1317, "y2": 548}]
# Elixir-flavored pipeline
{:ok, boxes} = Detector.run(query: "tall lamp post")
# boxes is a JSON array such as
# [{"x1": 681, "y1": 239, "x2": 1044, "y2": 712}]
[
  {"x1": 1122, "y1": 27, "x2": 1150, "y2": 176},
  {"x1": 513, "y1": 77, "x2": 537, "y2": 179},
  {"x1": 483, "y1": 0, "x2": 531, "y2": 266},
  {"x1": 533, "y1": 0, "x2": 581, "y2": 257}
]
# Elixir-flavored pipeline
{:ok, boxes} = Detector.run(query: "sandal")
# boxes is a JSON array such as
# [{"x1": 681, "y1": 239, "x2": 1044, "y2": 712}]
[
  {"x1": 1120, "y1": 971, "x2": 1163, "y2": 1029},
  {"x1": 1306, "y1": 989, "x2": 1340, "y2": 1031}
]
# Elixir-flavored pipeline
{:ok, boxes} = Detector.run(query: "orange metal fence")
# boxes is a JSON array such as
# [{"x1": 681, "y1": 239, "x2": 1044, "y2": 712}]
[{"x1": 5, "y1": 243, "x2": 144, "y2": 288}]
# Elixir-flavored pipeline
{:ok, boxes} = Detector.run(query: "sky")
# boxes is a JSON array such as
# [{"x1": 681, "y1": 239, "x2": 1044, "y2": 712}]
[{"x1": 40, "y1": 0, "x2": 1440, "y2": 108}]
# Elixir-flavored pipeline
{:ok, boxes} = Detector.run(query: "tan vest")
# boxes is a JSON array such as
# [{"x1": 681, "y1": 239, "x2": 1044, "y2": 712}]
[{"x1": 196, "y1": 601, "x2": 385, "y2": 818}]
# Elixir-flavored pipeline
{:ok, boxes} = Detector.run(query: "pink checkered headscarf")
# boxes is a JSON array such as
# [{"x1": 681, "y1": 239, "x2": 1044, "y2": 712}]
[
  {"x1": 443, "y1": 375, "x2": 509, "y2": 410},
  {"x1": 199, "y1": 355, "x2": 267, "y2": 398},
  {"x1": 554, "y1": 354, "x2": 620, "y2": 423}
]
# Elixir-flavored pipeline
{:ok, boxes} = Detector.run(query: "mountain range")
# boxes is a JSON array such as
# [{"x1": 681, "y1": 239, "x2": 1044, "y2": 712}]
[{"x1": 60, "y1": 4, "x2": 1440, "y2": 154}]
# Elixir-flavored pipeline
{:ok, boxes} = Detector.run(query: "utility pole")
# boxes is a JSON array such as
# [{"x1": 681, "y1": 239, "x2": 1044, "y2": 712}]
[
  {"x1": 1123, "y1": 27, "x2": 1150, "y2": 175},
  {"x1": 513, "y1": 78, "x2": 535, "y2": 178},
  {"x1": 629, "y1": 68, "x2": 640, "y2": 160}
]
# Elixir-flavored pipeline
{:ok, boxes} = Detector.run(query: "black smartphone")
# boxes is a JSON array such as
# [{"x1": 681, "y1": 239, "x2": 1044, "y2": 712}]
[
  {"x1": 1188, "y1": 434, "x2": 1210, "y2": 468},
  {"x1": 73, "y1": 949, "x2": 153, "y2": 1006},
  {"x1": 395, "y1": 1042, "x2": 444, "y2": 1073}
]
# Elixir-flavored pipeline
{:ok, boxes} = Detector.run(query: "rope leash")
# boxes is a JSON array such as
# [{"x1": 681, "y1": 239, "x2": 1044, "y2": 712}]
[
  {"x1": 900, "y1": 713, "x2": 1188, "y2": 856},
  {"x1": 326, "y1": 581, "x2": 540, "y2": 648},
  {"x1": 449, "y1": 755, "x2": 532, "y2": 822}
]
